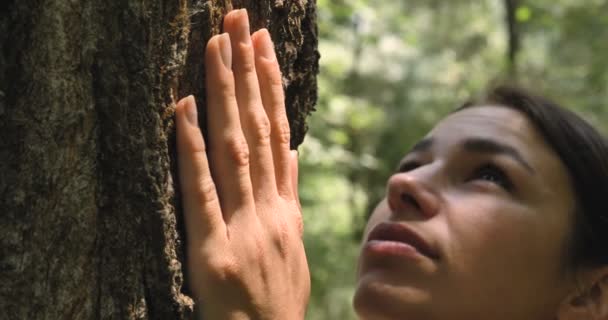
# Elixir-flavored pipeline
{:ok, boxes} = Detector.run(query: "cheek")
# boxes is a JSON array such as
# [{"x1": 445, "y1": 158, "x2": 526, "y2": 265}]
[
  {"x1": 444, "y1": 197, "x2": 568, "y2": 294},
  {"x1": 453, "y1": 204, "x2": 536, "y2": 268}
]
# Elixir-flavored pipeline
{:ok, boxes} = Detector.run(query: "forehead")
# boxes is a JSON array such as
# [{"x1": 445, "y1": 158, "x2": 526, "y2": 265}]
[
  {"x1": 429, "y1": 105, "x2": 535, "y2": 147},
  {"x1": 426, "y1": 105, "x2": 573, "y2": 198}
]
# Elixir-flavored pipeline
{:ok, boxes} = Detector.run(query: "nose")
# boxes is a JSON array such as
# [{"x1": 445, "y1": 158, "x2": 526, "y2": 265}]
[{"x1": 386, "y1": 171, "x2": 440, "y2": 219}]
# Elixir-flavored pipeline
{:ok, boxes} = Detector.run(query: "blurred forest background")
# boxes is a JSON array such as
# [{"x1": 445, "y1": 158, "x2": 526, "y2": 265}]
[{"x1": 298, "y1": 0, "x2": 608, "y2": 319}]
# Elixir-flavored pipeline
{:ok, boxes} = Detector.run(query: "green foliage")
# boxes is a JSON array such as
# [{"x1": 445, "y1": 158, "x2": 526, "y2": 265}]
[
  {"x1": 516, "y1": 6, "x2": 532, "y2": 22},
  {"x1": 300, "y1": 1, "x2": 608, "y2": 318}
]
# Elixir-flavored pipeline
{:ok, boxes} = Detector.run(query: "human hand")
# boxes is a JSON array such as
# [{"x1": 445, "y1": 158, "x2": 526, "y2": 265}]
[{"x1": 175, "y1": 9, "x2": 310, "y2": 320}]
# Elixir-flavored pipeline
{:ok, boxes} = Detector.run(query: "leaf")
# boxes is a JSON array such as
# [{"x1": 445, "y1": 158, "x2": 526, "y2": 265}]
[{"x1": 516, "y1": 5, "x2": 532, "y2": 22}]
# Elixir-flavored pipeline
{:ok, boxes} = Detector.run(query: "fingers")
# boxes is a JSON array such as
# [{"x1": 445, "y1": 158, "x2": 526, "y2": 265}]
[
  {"x1": 289, "y1": 150, "x2": 304, "y2": 237},
  {"x1": 203, "y1": 8, "x2": 293, "y2": 220},
  {"x1": 251, "y1": 28, "x2": 294, "y2": 199},
  {"x1": 224, "y1": 9, "x2": 278, "y2": 201},
  {"x1": 205, "y1": 32, "x2": 255, "y2": 214},
  {"x1": 175, "y1": 95, "x2": 224, "y2": 241},
  {"x1": 290, "y1": 150, "x2": 300, "y2": 209}
]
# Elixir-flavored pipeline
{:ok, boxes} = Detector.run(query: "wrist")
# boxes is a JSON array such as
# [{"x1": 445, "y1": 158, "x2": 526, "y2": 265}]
[{"x1": 194, "y1": 304, "x2": 305, "y2": 320}]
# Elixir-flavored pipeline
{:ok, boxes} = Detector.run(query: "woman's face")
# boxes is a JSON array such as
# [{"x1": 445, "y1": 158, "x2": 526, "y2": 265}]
[{"x1": 354, "y1": 105, "x2": 578, "y2": 320}]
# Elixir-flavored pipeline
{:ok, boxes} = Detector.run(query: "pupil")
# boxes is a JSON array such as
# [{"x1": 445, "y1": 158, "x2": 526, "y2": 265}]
[{"x1": 482, "y1": 171, "x2": 498, "y2": 182}]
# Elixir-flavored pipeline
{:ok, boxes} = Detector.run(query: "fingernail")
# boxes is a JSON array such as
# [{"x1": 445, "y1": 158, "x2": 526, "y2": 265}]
[
  {"x1": 185, "y1": 95, "x2": 198, "y2": 126},
  {"x1": 236, "y1": 9, "x2": 251, "y2": 45},
  {"x1": 257, "y1": 29, "x2": 276, "y2": 61},
  {"x1": 290, "y1": 149, "x2": 298, "y2": 159},
  {"x1": 219, "y1": 33, "x2": 232, "y2": 69}
]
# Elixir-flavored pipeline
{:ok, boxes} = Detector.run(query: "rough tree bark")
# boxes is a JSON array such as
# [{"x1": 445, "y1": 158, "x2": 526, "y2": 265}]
[{"x1": 0, "y1": 0, "x2": 318, "y2": 319}]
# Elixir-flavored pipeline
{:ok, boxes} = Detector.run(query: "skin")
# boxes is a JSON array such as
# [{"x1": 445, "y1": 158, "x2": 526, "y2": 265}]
[
  {"x1": 354, "y1": 106, "x2": 577, "y2": 320},
  {"x1": 175, "y1": 9, "x2": 309, "y2": 320},
  {"x1": 176, "y1": 8, "x2": 608, "y2": 320}
]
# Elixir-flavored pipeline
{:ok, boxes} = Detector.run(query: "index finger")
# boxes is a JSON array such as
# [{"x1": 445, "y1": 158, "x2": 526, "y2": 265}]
[{"x1": 176, "y1": 95, "x2": 225, "y2": 242}]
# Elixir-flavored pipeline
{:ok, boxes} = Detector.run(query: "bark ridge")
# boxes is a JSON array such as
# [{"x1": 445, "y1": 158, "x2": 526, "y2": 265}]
[{"x1": 0, "y1": 0, "x2": 318, "y2": 319}]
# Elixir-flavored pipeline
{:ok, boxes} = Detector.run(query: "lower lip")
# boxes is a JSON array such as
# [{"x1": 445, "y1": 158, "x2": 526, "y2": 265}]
[{"x1": 363, "y1": 240, "x2": 425, "y2": 260}]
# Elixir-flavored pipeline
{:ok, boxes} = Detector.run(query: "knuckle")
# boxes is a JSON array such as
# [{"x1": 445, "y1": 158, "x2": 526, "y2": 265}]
[
  {"x1": 237, "y1": 44, "x2": 256, "y2": 73},
  {"x1": 184, "y1": 135, "x2": 207, "y2": 154},
  {"x1": 193, "y1": 140, "x2": 207, "y2": 153},
  {"x1": 226, "y1": 135, "x2": 250, "y2": 167},
  {"x1": 273, "y1": 220, "x2": 291, "y2": 259},
  {"x1": 207, "y1": 256, "x2": 240, "y2": 282},
  {"x1": 194, "y1": 176, "x2": 219, "y2": 208},
  {"x1": 272, "y1": 119, "x2": 291, "y2": 146},
  {"x1": 252, "y1": 114, "x2": 272, "y2": 146},
  {"x1": 240, "y1": 59, "x2": 256, "y2": 74},
  {"x1": 268, "y1": 71, "x2": 284, "y2": 88},
  {"x1": 218, "y1": 81, "x2": 237, "y2": 101}
]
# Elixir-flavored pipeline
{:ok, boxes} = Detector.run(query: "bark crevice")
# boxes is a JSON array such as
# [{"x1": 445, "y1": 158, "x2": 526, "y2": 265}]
[{"x1": 2, "y1": 1, "x2": 317, "y2": 318}]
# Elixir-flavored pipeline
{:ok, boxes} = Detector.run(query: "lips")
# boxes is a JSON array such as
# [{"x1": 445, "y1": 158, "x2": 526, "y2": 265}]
[{"x1": 366, "y1": 222, "x2": 438, "y2": 259}]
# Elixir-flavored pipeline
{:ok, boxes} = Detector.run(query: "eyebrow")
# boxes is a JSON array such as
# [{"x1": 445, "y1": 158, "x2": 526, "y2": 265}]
[
  {"x1": 409, "y1": 138, "x2": 435, "y2": 154},
  {"x1": 406, "y1": 137, "x2": 536, "y2": 174}
]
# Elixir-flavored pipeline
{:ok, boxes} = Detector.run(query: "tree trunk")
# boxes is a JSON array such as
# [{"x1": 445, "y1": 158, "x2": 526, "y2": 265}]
[
  {"x1": 0, "y1": 0, "x2": 318, "y2": 319},
  {"x1": 504, "y1": 0, "x2": 520, "y2": 77}
]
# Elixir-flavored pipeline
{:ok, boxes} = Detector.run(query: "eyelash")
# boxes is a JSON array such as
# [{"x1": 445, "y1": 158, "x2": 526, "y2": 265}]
[
  {"x1": 469, "y1": 163, "x2": 513, "y2": 191},
  {"x1": 396, "y1": 162, "x2": 514, "y2": 191}
]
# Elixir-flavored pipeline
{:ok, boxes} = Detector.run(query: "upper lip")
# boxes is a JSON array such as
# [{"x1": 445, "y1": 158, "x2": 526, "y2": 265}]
[{"x1": 367, "y1": 222, "x2": 439, "y2": 259}]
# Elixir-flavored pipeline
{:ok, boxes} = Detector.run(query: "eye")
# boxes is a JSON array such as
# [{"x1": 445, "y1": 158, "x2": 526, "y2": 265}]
[
  {"x1": 397, "y1": 161, "x2": 420, "y2": 173},
  {"x1": 470, "y1": 163, "x2": 513, "y2": 190}
]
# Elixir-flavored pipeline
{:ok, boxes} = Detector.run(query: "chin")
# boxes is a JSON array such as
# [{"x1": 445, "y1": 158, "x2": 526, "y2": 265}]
[{"x1": 353, "y1": 273, "x2": 433, "y2": 320}]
